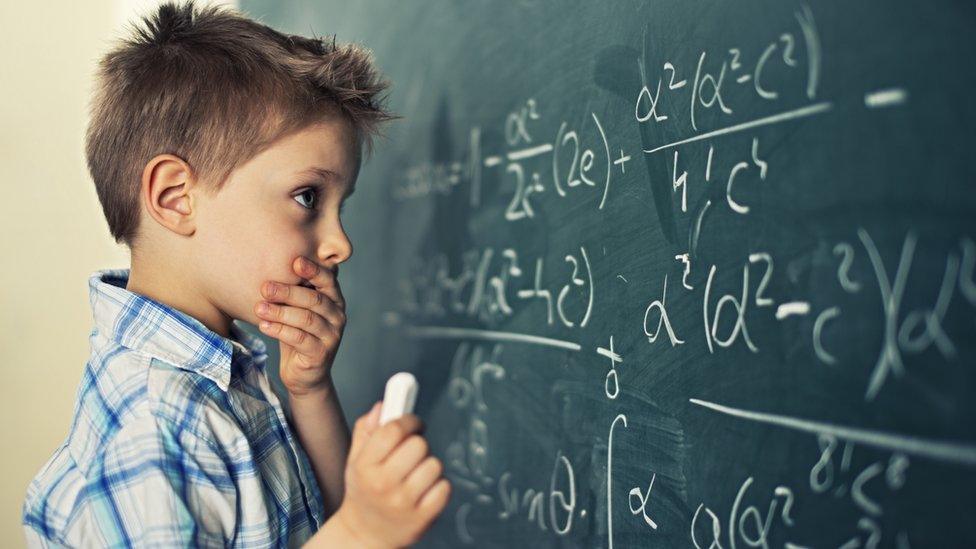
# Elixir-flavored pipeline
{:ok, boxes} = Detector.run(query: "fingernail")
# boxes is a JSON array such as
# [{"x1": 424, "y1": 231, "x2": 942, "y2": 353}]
[{"x1": 257, "y1": 302, "x2": 270, "y2": 314}]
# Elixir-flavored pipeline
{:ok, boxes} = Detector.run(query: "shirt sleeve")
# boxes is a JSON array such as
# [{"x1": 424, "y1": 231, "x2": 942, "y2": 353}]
[{"x1": 61, "y1": 414, "x2": 238, "y2": 548}]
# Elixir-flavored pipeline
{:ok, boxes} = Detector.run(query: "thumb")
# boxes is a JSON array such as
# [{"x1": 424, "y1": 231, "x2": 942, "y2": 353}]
[
  {"x1": 365, "y1": 400, "x2": 382, "y2": 431},
  {"x1": 349, "y1": 401, "x2": 382, "y2": 461}
]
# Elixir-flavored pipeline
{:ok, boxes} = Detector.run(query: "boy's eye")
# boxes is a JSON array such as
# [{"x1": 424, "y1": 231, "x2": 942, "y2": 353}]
[{"x1": 293, "y1": 188, "x2": 319, "y2": 210}]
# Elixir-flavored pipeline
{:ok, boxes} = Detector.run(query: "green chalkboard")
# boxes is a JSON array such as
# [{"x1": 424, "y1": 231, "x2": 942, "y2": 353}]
[{"x1": 244, "y1": 1, "x2": 976, "y2": 546}]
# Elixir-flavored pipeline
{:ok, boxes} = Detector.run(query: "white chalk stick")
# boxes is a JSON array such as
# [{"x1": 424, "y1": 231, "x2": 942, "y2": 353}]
[{"x1": 379, "y1": 372, "x2": 418, "y2": 425}]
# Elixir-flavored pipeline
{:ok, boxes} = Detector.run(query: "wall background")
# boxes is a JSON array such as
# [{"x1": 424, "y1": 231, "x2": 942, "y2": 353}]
[{"x1": 0, "y1": 0, "x2": 237, "y2": 543}]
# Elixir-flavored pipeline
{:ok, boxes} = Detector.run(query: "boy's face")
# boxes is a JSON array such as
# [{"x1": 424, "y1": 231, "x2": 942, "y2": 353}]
[{"x1": 192, "y1": 116, "x2": 359, "y2": 331}]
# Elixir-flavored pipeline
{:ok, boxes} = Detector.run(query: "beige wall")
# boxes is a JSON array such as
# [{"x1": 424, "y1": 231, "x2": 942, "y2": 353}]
[{"x1": 0, "y1": 1, "x2": 236, "y2": 543}]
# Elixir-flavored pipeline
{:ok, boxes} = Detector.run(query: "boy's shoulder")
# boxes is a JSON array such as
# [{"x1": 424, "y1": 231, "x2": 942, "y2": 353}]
[
  {"x1": 22, "y1": 269, "x2": 266, "y2": 543},
  {"x1": 75, "y1": 266, "x2": 269, "y2": 453},
  {"x1": 33, "y1": 338, "x2": 242, "y2": 477},
  {"x1": 56, "y1": 335, "x2": 242, "y2": 469},
  {"x1": 80, "y1": 268, "x2": 259, "y2": 446}
]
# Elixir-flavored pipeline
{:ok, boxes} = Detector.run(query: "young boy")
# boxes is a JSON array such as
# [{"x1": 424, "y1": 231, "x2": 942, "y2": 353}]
[{"x1": 21, "y1": 1, "x2": 450, "y2": 546}]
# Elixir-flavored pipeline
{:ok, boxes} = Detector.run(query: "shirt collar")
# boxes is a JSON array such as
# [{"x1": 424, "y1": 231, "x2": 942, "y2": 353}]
[{"x1": 88, "y1": 268, "x2": 267, "y2": 392}]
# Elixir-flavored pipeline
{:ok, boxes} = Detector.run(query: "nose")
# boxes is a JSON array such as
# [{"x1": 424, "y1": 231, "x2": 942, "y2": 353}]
[{"x1": 316, "y1": 219, "x2": 353, "y2": 269}]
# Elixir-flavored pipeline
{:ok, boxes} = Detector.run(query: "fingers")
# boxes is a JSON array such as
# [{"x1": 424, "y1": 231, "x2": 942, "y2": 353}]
[
  {"x1": 361, "y1": 414, "x2": 424, "y2": 465},
  {"x1": 255, "y1": 298, "x2": 344, "y2": 335},
  {"x1": 343, "y1": 409, "x2": 451, "y2": 546},
  {"x1": 259, "y1": 281, "x2": 346, "y2": 327},
  {"x1": 417, "y1": 478, "x2": 452, "y2": 517},
  {"x1": 293, "y1": 256, "x2": 344, "y2": 309},
  {"x1": 256, "y1": 317, "x2": 336, "y2": 361},
  {"x1": 256, "y1": 271, "x2": 348, "y2": 357},
  {"x1": 382, "y1": 434, "x2": 429, "y2": 482},
  {"x1": 403, "y1": 456, "x2": 445, "y2": 506},
  {"x1": 349, "y1": 401, "x2": 382, "y2": 462}
]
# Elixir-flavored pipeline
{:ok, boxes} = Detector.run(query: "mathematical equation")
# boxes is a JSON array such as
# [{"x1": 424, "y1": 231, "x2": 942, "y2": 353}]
[{"x1": 380, "y1": 2, "x2": 975, "y2": 547}]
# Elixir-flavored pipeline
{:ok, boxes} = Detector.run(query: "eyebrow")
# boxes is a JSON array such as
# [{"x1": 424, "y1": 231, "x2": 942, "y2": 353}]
[
  {"x1": 295, "y1": 166, "x2": 356, "y2": 199},
  {"x1": 295, "y1": 167, "x2": 341, "y2": 181}
]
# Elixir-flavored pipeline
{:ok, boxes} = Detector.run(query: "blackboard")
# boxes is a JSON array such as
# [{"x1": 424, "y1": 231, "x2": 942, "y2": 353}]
[{"x1": 244, "y1": 1, "x2": 976, "y2": 546}]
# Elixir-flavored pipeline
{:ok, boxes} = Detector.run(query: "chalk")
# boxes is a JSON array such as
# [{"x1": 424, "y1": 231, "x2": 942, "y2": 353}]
[{"x1": 379, "y1": 372, "x2": 418, "y2": 426}]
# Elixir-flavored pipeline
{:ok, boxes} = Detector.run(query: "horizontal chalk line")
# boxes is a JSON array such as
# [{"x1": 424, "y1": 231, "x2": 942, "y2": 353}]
[
  {"x1": 643, "y1": 102, "x2": 833, "y2": 154},
  {"x1": 690, "y1": 398, "x2": 976, "y2": 467},
  {"x1": 405, "y1": 325, "x2": 581, "y2": 351},
  {"x1": 507, "y1": 143, "x2": 554, "y2": 161}
]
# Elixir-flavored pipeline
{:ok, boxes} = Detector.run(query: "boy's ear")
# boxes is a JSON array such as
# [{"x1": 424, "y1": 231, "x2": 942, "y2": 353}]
[{"x1": 142, "y1": 154, "x2": 197, "y2": 237}]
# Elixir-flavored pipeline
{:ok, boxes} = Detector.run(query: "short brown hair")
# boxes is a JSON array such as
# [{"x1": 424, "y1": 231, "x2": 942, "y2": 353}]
[{"x1": 85, "y1": 0, "x2": 395, "y2": 248}]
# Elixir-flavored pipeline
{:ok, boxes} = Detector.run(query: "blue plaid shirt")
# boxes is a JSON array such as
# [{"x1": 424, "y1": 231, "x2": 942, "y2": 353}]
[{"x1": 22, "y1": 268, "x2": 326, "y2": 547}]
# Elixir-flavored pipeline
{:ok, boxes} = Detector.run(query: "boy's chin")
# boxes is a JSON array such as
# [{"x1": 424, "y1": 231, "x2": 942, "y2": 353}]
[
  {"x1": 224, "y1": 305, "x2": 262, "y2": 332},
  {"x1": 242, "y1": 312, "x2": 264, "y2": 329}
]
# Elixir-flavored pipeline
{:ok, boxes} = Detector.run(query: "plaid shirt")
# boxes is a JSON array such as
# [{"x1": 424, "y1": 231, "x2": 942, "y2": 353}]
[{"x1": 22, "y1": 268, "x2": 326, "y2": 547}]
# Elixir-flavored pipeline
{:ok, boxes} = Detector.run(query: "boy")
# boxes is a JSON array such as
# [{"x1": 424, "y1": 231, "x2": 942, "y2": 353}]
[{"x1": 21, "y1": 1, "x2": 451, "y2": 547}]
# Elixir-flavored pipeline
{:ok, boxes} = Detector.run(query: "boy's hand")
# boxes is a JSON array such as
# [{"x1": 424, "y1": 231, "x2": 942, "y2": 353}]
[
  {"x1": 255, "y1": 255, "x2": 345, "y2": 397},
  {"x1": 333, "y1": 402, "x2": 452, "y2": 548}
]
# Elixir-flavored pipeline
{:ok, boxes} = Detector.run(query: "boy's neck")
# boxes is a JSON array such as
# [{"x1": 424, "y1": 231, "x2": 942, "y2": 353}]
[{"x1": 126, "y1": 257, "x2": 233, "y2": 340}]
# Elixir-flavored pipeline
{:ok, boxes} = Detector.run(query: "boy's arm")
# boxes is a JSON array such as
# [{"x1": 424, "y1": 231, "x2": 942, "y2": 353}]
[
  {"x1": 287, "y1": 376, "x2": 351, "y2": 518},
  {"x1": 303, "y1": 509, "x2": 387, "y2": 549}
]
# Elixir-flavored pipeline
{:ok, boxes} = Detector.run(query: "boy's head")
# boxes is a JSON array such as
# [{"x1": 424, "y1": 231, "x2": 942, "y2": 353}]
[{"x1": 85, "y1": 0, "x2": 394, "y2": 334}]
